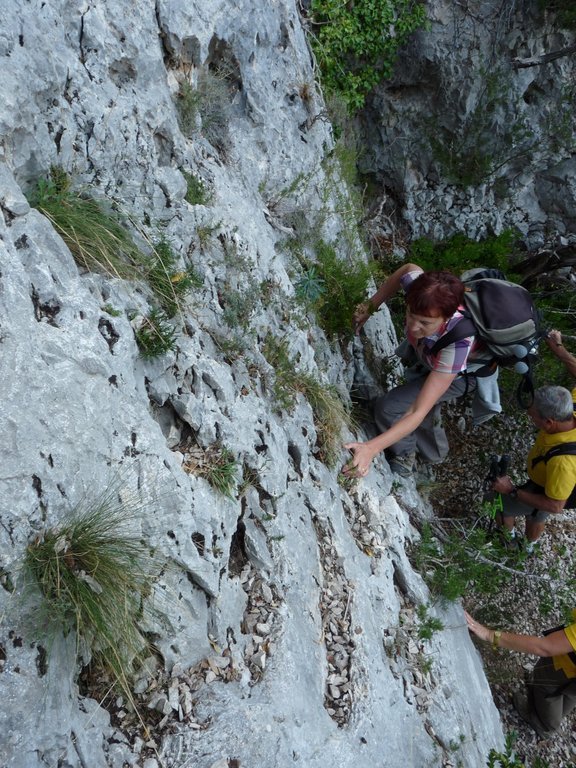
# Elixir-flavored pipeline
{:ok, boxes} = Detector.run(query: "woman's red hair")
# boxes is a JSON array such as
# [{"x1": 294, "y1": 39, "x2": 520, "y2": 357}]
[{"x1": 405, "y1": 271, "x2": 464, "y2": 318}]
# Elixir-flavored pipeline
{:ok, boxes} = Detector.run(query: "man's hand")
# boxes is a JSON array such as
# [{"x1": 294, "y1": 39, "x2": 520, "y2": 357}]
[
  {"x1": 492, "y1": 475, "x2": 515, "y2": 495},
  {"x1": 342, "y1": 441, "x2": 374, "y2": 477}
]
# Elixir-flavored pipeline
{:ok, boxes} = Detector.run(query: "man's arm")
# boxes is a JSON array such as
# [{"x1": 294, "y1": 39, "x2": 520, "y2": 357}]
[
  {"x1": 546, "y1": 330, "x2": 576, "y2": 380},
  {"x1": 492, "y1": 475, "x2": 567, "y2": 514}
]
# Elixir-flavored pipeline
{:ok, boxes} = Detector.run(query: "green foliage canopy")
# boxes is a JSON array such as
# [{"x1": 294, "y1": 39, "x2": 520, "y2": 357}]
[{"x1": 309, "y1": 0, "x2": 427, "y2": 112}]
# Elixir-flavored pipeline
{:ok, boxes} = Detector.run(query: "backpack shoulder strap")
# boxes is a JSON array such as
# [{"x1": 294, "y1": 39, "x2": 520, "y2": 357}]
[
  {"x1": 531, "y1": 442, "x2": 576, "y2": 468},
  {"x1": 430, "y1": 316, "x2": 477, "y2": 356}
]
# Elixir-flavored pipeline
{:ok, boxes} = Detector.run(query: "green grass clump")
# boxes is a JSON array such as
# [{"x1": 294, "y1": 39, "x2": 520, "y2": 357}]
[
  {"x1": 181, "y1": 443, "x2": 238, "y2": 498},
  {"x1": 299, "y1": 240, "x2": 376, "y2": 339},
  {"x1": 176, "y1": 70, "x2": 231, "y2": 148},
  {"x1": 135, "y1": 308, "x2": 177, "y2": 358},
  {"x1": 146, "y1": 238, "x2": 202, "y2": 318},
  {"x1": 28, "y1": 167, "x2": 144, "y2": 278},
  {"x1": 308, "y1": 0, "x2": 427, "y2": 112},
  {"x1": 183, "y1": 171, "x2": 212, "y2": 206},
  {"x1": 23, "y1": 489, "x2": 153, "y2": 701},
  {"x1": 263, "y1": 333, "x2": 353, "y2": 467}
]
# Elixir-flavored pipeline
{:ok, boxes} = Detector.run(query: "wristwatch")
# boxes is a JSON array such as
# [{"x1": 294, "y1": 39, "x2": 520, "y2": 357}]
[{"x1": 509, "y1": 486, "x2": 519, "y2": 498}]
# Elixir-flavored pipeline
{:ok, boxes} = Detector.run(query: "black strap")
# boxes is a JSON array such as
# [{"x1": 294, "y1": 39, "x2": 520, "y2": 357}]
[
  {"x1": 430, "y1": 316, "x2": 477, "y2": 356},
  {"x1": 531, "y1": 442, "x2": 576, "y2": 468}
]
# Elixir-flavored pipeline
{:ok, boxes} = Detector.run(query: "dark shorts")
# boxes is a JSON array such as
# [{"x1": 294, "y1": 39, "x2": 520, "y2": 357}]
[{"x1": 501, "y1": 480, "x2": 549, "y2": 523}]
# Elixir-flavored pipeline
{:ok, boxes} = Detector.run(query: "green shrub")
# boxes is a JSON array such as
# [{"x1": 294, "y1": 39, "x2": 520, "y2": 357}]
[
  {"x1": 299, "y1": 240, "x2": 375, "y2": 339},
  {"x1": 183, "y1": 171, "x2": 212, "y2": 206},
  {"x1": 486, "y1": 732, "x2": 526, "y2": 768},
  {"x1": 147, "y1": 238, "x2": 202, "y2": 318},
  {"x1": 412, "y1": 522, "x2": 520, "y2": 604},
  {"x1": 416, "y1": 604, "x2": 444, "y2": 641},
  {"x1": 23, "y1": 487, "x2": 153, "y2": 702},
  {"x1": 28, "y1": 167, "x2": 144, "y2": 278},
  {"x1": 134, "y1": 308, "x2": 177, "y2": 358},
  {"x1": 410, "y1": 231, "x2": 519, "y2": 277},
  {"x1": 263, "y1": 333, "x2": 353, "y2": 467},
  {"x1": 308, "y1": 0, "x2": 427, "y2": 112}
]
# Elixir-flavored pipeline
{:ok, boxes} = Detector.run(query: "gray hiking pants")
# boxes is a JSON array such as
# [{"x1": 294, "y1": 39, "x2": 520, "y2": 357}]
[
  {"x1": 373, "y1": 368, "x2": 477, "y2": 463},
  {"x1": 528, "y1": 656, "x2": 576, "y2": 732}
]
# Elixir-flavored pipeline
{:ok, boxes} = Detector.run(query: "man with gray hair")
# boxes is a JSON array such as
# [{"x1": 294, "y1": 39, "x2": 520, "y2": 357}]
[{"x1": 493, "y1": 385, "x2": 576, "y2": 553}]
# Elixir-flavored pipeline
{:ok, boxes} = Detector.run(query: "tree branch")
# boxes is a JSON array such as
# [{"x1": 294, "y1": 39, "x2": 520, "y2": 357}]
[{"x1": 512, "y1": 44, "x2": 576, "y2": 69}]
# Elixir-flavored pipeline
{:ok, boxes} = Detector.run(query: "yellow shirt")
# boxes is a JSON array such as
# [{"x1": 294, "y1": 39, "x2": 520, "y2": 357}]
[
  {"x1": 553, "y1": 612, "x2": 576, "y2": 678},
  {"x1": 527, "y1": 425, "x2": 576, "y2": 501}
]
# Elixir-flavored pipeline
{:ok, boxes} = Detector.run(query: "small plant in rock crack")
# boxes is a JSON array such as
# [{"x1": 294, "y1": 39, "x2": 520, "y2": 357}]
[
  {"x1": 146, "y1": 238, "x2": 202, "y2": 318},
  {"x1": 180, "y1": 442, "x2": 238, "y2": 498},
  {"x1": 295, "y1": 266, "x2": 326, "y2": 303},
  {"x1": 102, "y1": 304, "x2": 122, "y2": 317},
  {"x1": 22, "y1": 485, "x2": 155, "y2": 705},
  {"x1": 176, "y1": 69, "x2": 231, "y2": 150},
  {"x1": 134, "y1": 308, "x2": 177, "y2": 358},
  {"x1": 262, "y1": 333, "x2": 354, "y2": 467},
  {"x1": 183, "y1": 171, "x2": 213, "y2": 206},
  {"x1": 416, "y1": 604, "x2": 444, "y2": 641},
  {"x1": 27, "y1": 167, "x2": 144, "y2": 279}
]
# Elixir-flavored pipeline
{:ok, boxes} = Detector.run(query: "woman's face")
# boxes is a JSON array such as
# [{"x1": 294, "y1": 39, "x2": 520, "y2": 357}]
[{"x1": 405, "y1": 309, "x2": 446, "y2": 339}]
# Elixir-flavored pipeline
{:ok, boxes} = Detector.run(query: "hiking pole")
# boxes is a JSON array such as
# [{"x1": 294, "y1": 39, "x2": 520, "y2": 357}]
[{"x1": 482, "y1": 454, "x2": 510, "y2": 533}]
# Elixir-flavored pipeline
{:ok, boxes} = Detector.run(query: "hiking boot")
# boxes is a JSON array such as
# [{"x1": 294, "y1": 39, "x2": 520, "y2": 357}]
[
  {"x1": 512, "y1": 691, "x2": 556, "y2": 739},
  {"x1": 387, "y1": 452, "x2": 416, "y2": 478}
]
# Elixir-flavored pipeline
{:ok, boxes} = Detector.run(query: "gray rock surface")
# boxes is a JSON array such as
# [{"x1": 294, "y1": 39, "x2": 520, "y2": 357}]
[
  {"x1": 0, "y1": 2, "x2": 507, "y2": 767},
  {"x1": 359, "y1": 0, "x2": 576, "y2": 247}
]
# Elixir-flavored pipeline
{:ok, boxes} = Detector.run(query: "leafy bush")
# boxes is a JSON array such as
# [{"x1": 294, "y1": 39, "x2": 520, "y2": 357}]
[
  {"x1": 410, "y1": 231, "x2": 519, "y2": 277},
  {"x1": 486, "y1": 732, "x2": 527, "y2": 768},
  {"x1": 299, "y1": 240, "x2": 376, "y2": 339},
  {"x1": 134, "y1": 308, "x2": 177, "y2": 358},
  {"x1": 28, "y1": 167, "x2": 144, "y2": 278},
  {"x1": 263, "y1": 333, "x2": 353, "y2": 467},
  {"x1": 308, "y1": 0, "x2": 427, "y2": 112},
  {"x1": 23, "y1": 487, "x2": 153, "y2": 701},
  {"x1": 416, "y1": 604, "x2": 444, "y2": 641},
  {"x1": 412, "y1": 521, "x2": 520, "y2": 604}
]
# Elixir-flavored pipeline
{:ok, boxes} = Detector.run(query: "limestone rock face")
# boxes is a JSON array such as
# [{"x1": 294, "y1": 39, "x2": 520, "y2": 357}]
[
  {"x1": 0, "y1": 2, "x2": 503, "y2": 768},
  {"x1": 359, "y1": 0, "x2": 576, "y2": 247}
]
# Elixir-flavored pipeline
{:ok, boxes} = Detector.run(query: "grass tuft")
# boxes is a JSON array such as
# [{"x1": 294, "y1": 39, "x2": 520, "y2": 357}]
[
  {"x1": 23, "y1": 487, "x2": 154, "y2": 703},
  {"x1": 263, "y1": 333, "x2": 353, "y2": 467},
  {"x1": 28, "y1": 167, "x2": 144, "y2": 278},
  {"x1": 180, "y1": 442, "x2": 238, "y2": 498}
]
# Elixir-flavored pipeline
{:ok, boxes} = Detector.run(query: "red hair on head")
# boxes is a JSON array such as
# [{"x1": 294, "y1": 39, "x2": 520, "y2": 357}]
[{"x1": 405, "y1": 271, "x2": 464, "y2": 318}]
